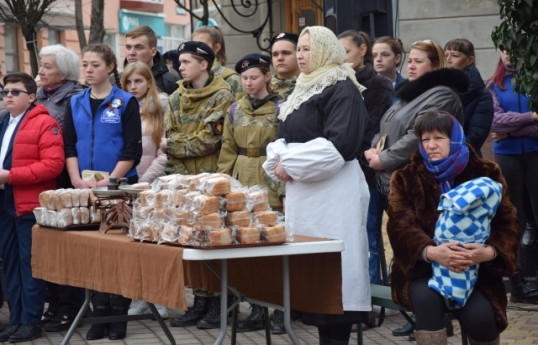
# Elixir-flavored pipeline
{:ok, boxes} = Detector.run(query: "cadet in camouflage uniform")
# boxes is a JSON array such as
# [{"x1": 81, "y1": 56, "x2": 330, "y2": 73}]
[
  {"x1": 217, "y1": 54, "x2": 284, "y2": 334},
  {"x1": 165, "y1": 41, "x2": 235, "y2": 176},
  {"x1": 167, "y1": 42, "x2": 234, "y2": 330},
  {"x1": 192, "y1": 26, "x2": 243, "y2": 98},
  {"x1": 270, "y1": 32, "x2": 300, "y2": 100},
  {"x1": 217, "y1": 54, "x2": 282, "y2": 210}
]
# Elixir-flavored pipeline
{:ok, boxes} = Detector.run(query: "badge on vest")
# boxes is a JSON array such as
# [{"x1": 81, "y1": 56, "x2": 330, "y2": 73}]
[{"x1": 102, "y1": 98, "x2": 123, "y2": 123}]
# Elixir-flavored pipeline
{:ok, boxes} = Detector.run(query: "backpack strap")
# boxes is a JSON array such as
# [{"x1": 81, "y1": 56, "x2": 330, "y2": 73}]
[{"x1": 229, "y1": 102, "x2": 237, "y2": 122}]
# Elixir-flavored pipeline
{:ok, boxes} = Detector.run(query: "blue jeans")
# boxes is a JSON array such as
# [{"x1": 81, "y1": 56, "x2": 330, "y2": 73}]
[{"x1": 366, "y1": 185, "x2": 387, "y2": 284}]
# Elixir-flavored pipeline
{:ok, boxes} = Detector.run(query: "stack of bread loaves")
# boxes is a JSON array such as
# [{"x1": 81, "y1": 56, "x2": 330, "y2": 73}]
[
  {"x1": 34, "y1": 189, "x2": 101, "y2": 228},
  {"x1": 129, "y1": 173, "x2": 288, "y2": 247}
]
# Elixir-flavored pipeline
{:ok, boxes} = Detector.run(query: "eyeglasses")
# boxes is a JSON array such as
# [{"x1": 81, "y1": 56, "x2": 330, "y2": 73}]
[{"x1": 1, "y1": 89, "x2": 30, "y2": 97}]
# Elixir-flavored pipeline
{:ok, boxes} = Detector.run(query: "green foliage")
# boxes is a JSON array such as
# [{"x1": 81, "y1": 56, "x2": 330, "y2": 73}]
[{"x1": 491, "y1": 0, "x2": 538, "y2": 110}]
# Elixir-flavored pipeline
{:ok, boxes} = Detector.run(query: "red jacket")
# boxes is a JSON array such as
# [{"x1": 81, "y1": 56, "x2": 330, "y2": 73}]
[{"x1": 6, "y1": 103, "x2": 64, "y2": 216}]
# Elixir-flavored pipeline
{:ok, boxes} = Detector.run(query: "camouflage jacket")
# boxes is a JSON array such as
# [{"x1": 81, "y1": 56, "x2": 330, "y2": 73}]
[
  {"x1": 217, "y1": 93, "x2": 282, "y2": 210},
  {"x1": 213, "y1": 61, "x2": 243, "y2": 99},
  {"x1": 165, "y1": 75, "x2": 235, "y2": 175},
  {"x1": 271, "y1": 74, "x2": 298, "y2": 100}
]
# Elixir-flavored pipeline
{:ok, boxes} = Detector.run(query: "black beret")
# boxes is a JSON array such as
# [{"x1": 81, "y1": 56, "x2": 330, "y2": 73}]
[
  {"x1": 235, "y1": 53, "x2": 271, "y2": 74},
  {"x1": 177, "y1": 41, "x2": 215, "y2": 66},
  {"x1": 270, "y1": 32, "x2": 299, "y2": 47}
]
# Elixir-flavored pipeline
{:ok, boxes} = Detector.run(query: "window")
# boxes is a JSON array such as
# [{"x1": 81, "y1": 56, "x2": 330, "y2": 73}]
[
  {"x1": 48, "y1": 29, "x2": 61, "y2": 45},
  {"x1": 4, "y1": 25, "x2": 19, "y2": 73},
  {"x1": 161, "y1": 24, "x2": 187, "y2": 53}
]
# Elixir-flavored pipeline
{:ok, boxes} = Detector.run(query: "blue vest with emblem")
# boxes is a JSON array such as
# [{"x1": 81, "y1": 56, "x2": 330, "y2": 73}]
[
  {"x1": 492, "y1": 75, "x2": 538, "y2": 155},
  {"x1": 70, "y1": 85, "x2": 137, "y2": 177}
]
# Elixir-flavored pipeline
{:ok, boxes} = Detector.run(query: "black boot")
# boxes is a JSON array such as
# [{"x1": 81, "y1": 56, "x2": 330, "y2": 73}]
[
  {"x1": 196, "y1": 297, "x2": 222, "y2": 329},
  {"x1": 271, "y1": 309, "x2": 286, "y2": 334},
  {"x1": 86, "y1": 305, "x2": 110, "y2": 340},
  {"x1": 170, "y1": 295, "x2": 209, "y2": 327},
  {"x1": 392, "y1": 314, "x2": 415, "y2": 336},
  {"x1": 108, "y1": 304, "x2": 129, "y2": 340},
  {"x1": 237, "y1": 304, "x2": 265, "y2": 333},
  {"x1": 510, "y1": 273, "x2": 538, "y2": 304}
]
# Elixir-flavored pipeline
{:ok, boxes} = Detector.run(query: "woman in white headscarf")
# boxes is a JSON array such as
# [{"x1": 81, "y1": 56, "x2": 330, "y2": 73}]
[{"x1": 263, "y1": 26, "x2": 371, "y2": 344}]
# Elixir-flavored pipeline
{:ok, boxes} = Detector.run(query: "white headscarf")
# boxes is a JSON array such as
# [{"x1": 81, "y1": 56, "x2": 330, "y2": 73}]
[{"x1": 278, "y1": 26, "x2": 365, "y2": 121}]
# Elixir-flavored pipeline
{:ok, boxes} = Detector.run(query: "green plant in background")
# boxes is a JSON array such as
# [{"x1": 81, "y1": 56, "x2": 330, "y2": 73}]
[{"x1": 491, "y1": 0, "x2": 538, "y2": 110}]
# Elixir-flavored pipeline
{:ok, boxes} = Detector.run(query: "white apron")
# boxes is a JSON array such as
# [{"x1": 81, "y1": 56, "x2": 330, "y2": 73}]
[{"x1": 264, "y1": 138, "x2": 371, "y2": 311}]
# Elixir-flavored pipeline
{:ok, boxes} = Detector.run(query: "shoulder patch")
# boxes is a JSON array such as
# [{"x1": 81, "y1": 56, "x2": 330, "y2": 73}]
[{"x1": 52, "y1": 127, "x2": 59, "y2": 136}]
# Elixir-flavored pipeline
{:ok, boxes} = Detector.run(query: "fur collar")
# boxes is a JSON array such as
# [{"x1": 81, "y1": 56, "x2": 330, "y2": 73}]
[{"x1": 396, "y1": 68, "x2": 469, "y2": 102}]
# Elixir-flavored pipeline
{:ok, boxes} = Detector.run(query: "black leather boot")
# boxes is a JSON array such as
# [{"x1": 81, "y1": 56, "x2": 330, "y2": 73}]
[
  {"x1": 392, "y1": 314, "x2": 415, "y2": 336},
  {"x1": 271, "y1": 309, "x2": 286, "y2": 334},
  {"x1": 196, "y1": 297, "x2": 221, "y2": 329},
  {"x1": 108, "y1": 304, "x2": 129, "y2": 340},
  {"x1": 510, "y1": 273, "x2": 538, "y2": 304},
  {"x1": 170, "y1": 295, "x2": 209, "y2": 327},
  {"x1": 237, "y1": 304, "x2": 265, "y2": 333},
  {"x1": 86, "y1": 305, "x2": 110, "y2": 340}
]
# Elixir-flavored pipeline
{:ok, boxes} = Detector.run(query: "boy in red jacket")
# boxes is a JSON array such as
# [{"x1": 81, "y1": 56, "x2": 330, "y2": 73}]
[{"x1": 0, "y1": 72, "x2": 64, "y2": 343}]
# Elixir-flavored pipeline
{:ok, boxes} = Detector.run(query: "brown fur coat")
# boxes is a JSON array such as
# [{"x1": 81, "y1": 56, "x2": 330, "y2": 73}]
[{"x1": 387, "y1": 145, "x2": 519, "y2": 331}]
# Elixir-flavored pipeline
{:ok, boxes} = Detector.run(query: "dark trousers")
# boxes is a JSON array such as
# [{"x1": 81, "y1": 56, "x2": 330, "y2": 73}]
[
  {"x1": 495, "y1": 152, "x2": 538, "y2": 272},
  {"x1": 0, "y1": 192, "x2": 45, "y2": 325},
  {"x1": 365, "y1": 185, "x2": 387, "y2": 284},
  {"x1": 409, "y1": 277, "x2": 499, "y2": 342},
  {"x1": 45, "y1": 282, "x2": 84, "y2": 315}
]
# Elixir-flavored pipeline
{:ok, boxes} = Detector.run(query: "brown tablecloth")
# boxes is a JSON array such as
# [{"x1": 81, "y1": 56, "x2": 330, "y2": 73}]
[{"x1": 31, "y1": 225, "x2": 343, "y2": 314}]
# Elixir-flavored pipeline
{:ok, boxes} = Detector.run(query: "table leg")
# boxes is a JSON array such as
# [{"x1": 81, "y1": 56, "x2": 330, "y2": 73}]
[
  {"x1": 61, "y1": 288, "x2": 91, "y2": 345},
  {"x1": 214, "y1": 259, "x2": 228, "y2": 345},
  {"x1": 147, "y1": 303, "x2": 176, "y2": 345},
  {"x1": 282, "y1": 255, "x2": 300, "y2": 345}
]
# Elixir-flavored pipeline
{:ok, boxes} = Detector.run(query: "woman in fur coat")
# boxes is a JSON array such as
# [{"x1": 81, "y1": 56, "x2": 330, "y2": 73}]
[{"x1": 387, "y1": 111, "x2": 519, "y2": 345}]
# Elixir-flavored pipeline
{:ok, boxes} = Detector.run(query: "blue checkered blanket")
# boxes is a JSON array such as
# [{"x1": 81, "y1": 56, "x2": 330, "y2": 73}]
[{"x1": 428, "y1": 177, "x2": 502, "y2": 309}]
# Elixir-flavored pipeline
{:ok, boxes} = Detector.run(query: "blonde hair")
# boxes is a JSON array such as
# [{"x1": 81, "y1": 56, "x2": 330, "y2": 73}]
[
  {"x1": 410, "y1": 40, "x2": 447, "y2": 69},
  {"x1": 121, "y1": 61, "x2": 164, "y2": 147}
]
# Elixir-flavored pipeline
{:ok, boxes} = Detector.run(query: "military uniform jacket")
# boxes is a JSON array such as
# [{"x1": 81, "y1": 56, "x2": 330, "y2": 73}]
[
  {"x1": 165, "y1": 75, "x2": 235, "y2": 175},
  {"x1": 271, "y1": 75, "x2": 298, "y2": 100},
  {"x1": 217, "y1": 94, "x2": 282, "y2": 209}
]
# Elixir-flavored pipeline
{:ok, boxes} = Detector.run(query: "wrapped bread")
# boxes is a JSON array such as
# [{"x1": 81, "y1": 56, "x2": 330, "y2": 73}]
[
  {"x1": 46, "y1": 210, "x2": 57, "y2": 227},
  {"x1": 169, "y1": 208, "x2": 187, "y2": 226},
  {"x1": 202, "y1": 176, "x2": 231, "y2": 196},
  {"x1": 155, "y1": 190, "x2": 172, "y2": 208},
  {"x1": 179, "y1": 225, "x2": 195, "y2": 245},
  {"x1": 33, "y1": 207, "x2": 47, "y2": 225},
  {"x1": 200, "y1": 213, "x2": 222, "y2": 230},
  {"x1": 171, "y1": 190, "x2": 187, "y2": 207},
  {"x1": 80, "y1": 207, "x2": 90, "y2": 224},
  {"x1": 139, "y1": 222, "x2": 160, "y2": 242},
  {"x1": 90, "y1": 207, "x2": 101, "y2": 224},
  {"x1": 253, "y1": 211, "x2": 276, "y2": 226},
  {"x1": 38, "y1": 190, "x2": 54, "y2": 208},
  {"x1": 193, "y1": 195, "x2": 220, "y2": 215},
  {"x1": 262, "y1": 225, "x2": 286, "y2": 243},
  {"x1": 57, "y1": 208, "x2": 74, "y2": 228},
  {"x1": 226, "y1": 210, "x2": 250, "y2": 227},
  {"x1": 249, "y1": 190, "x2": 268, "y2": 212},
  {"x1": 161, "y1": 223, "x2": 179, "y2": 243},
  {"x1": 71, "y1": 207, "x2": 81, "y2": 225},
  {"x1": 225, "y1": 192, "x2": 247, "y2": 212},
  {"x1": 236, "y1": 227, "x2": 260, "y2": 244},
  {"x1": 87, "y1": 189, "x2": 97, "y2": 207},
  {"x1": 131, "y1": 182, "x2": 151, "y2": 190},
  {"x1": 139, "y1": 190, "x2": 156, "y2": 207},
  {"x1": 208, "y1": 228, "x2": 232, "y2": 246},
  {"x1": 71, "y1": 189, "x2": 81, "y2": 207}
]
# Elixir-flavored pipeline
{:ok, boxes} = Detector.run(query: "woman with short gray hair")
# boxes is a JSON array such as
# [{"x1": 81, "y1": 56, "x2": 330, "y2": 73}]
[{"x1": 36, "y1": 44, "x2": 86, "y2": 129}]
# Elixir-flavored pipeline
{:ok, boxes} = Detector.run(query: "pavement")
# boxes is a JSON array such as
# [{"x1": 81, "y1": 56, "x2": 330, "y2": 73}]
[{"x1": 1, "y1": 217, "x2": 537, "y2": 344}]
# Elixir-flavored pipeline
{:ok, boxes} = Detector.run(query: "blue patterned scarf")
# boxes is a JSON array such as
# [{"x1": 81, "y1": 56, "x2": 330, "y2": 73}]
[{"x1": 418, "y1": 114, "x2": 469, "y2": 193}]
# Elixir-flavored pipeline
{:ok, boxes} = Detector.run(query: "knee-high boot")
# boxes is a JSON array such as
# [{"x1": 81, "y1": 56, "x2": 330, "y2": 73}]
[
  {"x1": 414, "y1": 328, "x2": 447, "y2": 345},
  {"x1": 468, "y1": 336, "x2": 500, "y2": 345}
]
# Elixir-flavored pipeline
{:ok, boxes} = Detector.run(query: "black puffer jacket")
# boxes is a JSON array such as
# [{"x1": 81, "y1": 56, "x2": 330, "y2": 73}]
[
  {"x1": 356, "y1": 63, "x2": 393, "y2": 183},
  {"x1": 458, "y1": 64, "x2": 493, "y2": 157}
]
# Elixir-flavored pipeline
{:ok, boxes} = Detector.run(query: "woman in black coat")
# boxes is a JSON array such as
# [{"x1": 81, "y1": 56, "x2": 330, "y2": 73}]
[{"x1": 444, "y1": 39, "x2": 493, "y2": 157}]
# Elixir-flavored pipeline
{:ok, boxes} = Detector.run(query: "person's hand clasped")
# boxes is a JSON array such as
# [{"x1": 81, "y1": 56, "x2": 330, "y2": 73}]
[
  {"x1": 427, "y1": 242, "x2": 474, "y2": 273},
  {"x1": 72, "y1": 177, "x2": 95, "y2": 189},
  {"x1": 274, "y1": 161, "x2": 292, "y2": 182},
  {"x1": 364, "y1": 148, "x2": 384, "y2": 170}
]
